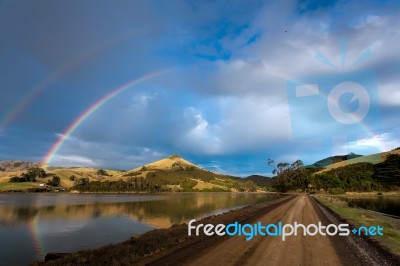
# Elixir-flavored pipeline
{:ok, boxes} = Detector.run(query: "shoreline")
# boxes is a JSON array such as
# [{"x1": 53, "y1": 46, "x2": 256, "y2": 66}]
[
  {"x1": 34, "y1": 193, "x2": 400, "y2": 265},
  {"x1": 0, "y1": 190, "x2": 272, "y2": 195},
  {"x1": 313, "y1": 194, "x2": 400, "y2": 256},
  {"x1": 34, "y1": 194, "x2": 294, "y2": 265},
  {"x1": 2, "y1": 188, "x2": 399, "y2": 195}
]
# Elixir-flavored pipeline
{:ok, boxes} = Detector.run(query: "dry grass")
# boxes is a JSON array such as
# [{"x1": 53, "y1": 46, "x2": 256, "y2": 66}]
[
  {"x1": 0, "y1": 182, "x2": 38, "y2": 191},
  {"x1": 131, "y1": 156, "x2": 198, "y2": 172},
  {"x1": 192, "y1": 179, "x2": 223, "y2": 190},
  {"x1": 345, "y1": 191, "x2": 400, "y2": 197},
  {"x1": 0, "y1": 167, "x2": 127, "y2": 190}
]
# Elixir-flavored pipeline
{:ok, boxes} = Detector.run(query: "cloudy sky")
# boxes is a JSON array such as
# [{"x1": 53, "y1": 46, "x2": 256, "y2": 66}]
[{"x1": 0, "y1": 0, "x2": 399, "y2": 176}]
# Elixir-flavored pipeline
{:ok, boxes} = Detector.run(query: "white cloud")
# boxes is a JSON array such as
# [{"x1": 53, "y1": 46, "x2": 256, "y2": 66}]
[
  {"x1": 48, "y1": 132, "x2": 166, "y2": 169},
  {"x1": 347, "y1": 133, "x2": 400, "y2": 153},
  {"x1": 178, "y1": 96, "x2": 292, "y2": 155},
  {"x1": 50, "y1": 155, "x2": 97, "y2": 167},
  {"x1": 379, "y1": 82, "x2": 400, "y2": 106},
  {"x1": 217, "y1": 96, "x2": 292, "y2": 148},
  {"x1": 181, "y1": 107, "x2": 222, "y2": 154}
]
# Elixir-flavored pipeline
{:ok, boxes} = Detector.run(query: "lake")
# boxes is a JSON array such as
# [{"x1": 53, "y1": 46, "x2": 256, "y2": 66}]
[
  {"x1": 0, "y1": 192, "x2": 278, "y2": 265},
  {"x1": 345, "y1": 196, "x2": 400, "y2": 217}
]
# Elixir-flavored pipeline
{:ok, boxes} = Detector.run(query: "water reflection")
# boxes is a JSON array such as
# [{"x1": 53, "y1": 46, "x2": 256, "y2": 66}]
[
  {"x1": 345, "y1": 197, "x2": 400, "y2": 217},
  {"x1": 0, "y1": 193, "x2": 278, "y2": 265},
  {"x1": 0, "y1": 193, "x2": 278, "y2": 228}
]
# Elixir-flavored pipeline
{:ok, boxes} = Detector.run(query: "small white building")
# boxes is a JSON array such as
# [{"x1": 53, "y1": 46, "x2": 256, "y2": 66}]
[{"x1": 39, "y1": 183, "x2": 45, "y2": 187}]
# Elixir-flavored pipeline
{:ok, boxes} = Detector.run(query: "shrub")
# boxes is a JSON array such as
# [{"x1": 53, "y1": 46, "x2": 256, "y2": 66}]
[
  {"x1": 96, "y1": 169, "x2": 108, "y2": 176},
  {"x1": 21, "y1": 172, "x2": 36, "y2": 182},
  {"x1": 74, "y1": 177, "x2": 90, "y2": 186},
  {"x1": 28, "y1": 167, "x2": 46, "y2": 178},
  {"x1": 123, "y1": 171, "x2": 142, "y2": 177},
  {"x1": 48, "y1": 176, "x2": 61, "y2": 186},
  {"x1": 9, "y1": 176, "x2": 20, "y2": 183},
  {"x1": 172, "y1": 162, "x2": 184, "y2": 171},
  {"x1": 327, "y1": 187, "x2": 345, "y2": 195},
  {"x1": 179, "y1": 179, "x2": 198, "y2": 191}
]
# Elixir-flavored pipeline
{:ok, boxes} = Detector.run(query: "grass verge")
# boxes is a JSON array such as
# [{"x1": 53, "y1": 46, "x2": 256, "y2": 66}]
[
  {"x1": 313, "y1": 194, "x2": 400, "y2": 256},
  {"x1": 0, "y1": 182, "x2": 39, "y2": 191}
]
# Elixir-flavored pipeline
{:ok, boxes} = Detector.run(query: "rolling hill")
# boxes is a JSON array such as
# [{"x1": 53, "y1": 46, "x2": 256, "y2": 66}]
[
  {"x1": 307, "y1": 152, "x2": 363, "y2": 169},
  {"x1": 0, "y1": 160, "x2": 39, "y2": 172},
  {"x1": 0, "y1": 155, "x2": 262, "y2": 192},
  {"x1": 317, "y1": 148, "x2": 400, "y2": 173},
  {"x1": 122, "y1": 154, "x2": 259, "y2": 192},
  {"x1": 243, "y1": 175, "x2": 273, "y2": 188},
  {"x1": 131, "y1": 154, "x2": 199, "y2": 171}
]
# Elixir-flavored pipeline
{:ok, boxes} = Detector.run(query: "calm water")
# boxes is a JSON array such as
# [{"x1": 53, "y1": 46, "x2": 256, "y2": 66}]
[
  {"x1": 345, "y1": 197, "x2": 400, "y2": 217},
  {"x1": 0, "y1": 192, "x2": 278, "y2": 265}
]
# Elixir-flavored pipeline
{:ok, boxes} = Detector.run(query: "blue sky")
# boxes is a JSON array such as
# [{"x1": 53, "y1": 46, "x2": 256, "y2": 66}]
[{"x1": 0, "y1": 0, "x2": 399, "y2": 176}]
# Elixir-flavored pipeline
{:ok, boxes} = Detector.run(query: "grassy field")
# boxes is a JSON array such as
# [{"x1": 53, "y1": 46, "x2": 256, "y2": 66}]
[
  {"x1": 314, "y1": 194, "x2": 400, "y2": 256},
  {"x1": 0, "y1": 182, "x2": 38, "y2": 191},
  {"x1": 344, "y1": 191, "x2": 400, "y2": 197}
]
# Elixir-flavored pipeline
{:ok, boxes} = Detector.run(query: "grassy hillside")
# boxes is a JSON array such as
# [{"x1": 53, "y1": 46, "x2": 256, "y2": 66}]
[
  {"x1": 0, "y1": 160, "x2": 39, "y2": 172},
  {"x1": 0, "y1": 155, "x2": 260, "y2": 192},
  {"x1": 307, "y1": 152, "x2": 362, "y2": 169},
  {"x1": 317, "y1": 149, "x2": 400, "y2": 173},
  {"x1": 141, "y1": 167, "x2": 257, "y2": 192},
  {"x1": 131, "y1": 154, "x2": 199, "y2": 172},
  {"x1": 244, "y1": 175, "x2": 273, "y2": 188},
  {"x1": 262, "y1": 148, "x2": 400, "y2": 193}
]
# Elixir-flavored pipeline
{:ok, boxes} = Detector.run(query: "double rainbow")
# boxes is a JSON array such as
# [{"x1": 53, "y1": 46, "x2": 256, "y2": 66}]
[{"x1": 41, "y1": 69, "x2": 171, "y2": 168}]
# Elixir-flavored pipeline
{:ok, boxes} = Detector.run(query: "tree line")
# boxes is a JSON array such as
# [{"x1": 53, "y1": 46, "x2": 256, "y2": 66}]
[
  {"x1": 268, "y1": 154, "x2": 400, "y2": 193},
  {"x1": 72, "y1": 177, "x2": 163, "y2": 192},
  {"x1": 9, "y1": 167, "x2": 60, "y2": 186}
]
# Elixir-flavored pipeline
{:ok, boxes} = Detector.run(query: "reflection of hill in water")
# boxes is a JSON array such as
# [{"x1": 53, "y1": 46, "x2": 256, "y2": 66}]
[
  {"x1": 346, "y1": 197, "x2": 400, "y2": 217},
  {"x1": 0, "y1": 193, "x2": 278, "y2": 228}
]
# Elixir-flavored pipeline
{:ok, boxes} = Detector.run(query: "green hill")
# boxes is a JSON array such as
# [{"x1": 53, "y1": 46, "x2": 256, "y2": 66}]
[
  {"x1": 243, "y1": 175, "x2": 273, "y2": 188},
  {"x1": 318, "y1": 148, "x2": 400, "y2": 173},
  {"x1": 308, "y1": 152, "x2": 363, "y2": 169}
]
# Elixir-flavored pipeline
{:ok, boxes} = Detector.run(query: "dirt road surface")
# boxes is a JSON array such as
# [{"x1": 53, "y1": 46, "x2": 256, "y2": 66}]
[{"x1": 144, "y1": 194, "x2": 396, "y2": 266}]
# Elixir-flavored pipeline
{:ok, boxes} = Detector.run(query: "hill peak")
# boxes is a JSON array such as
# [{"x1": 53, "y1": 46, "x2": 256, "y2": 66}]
[
  {"x1": 168, "y1": 154, "x2": 182, "y2": 159},
  {"x1": 131, "y1": 154, "x2": 199, "y2": 171}
]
